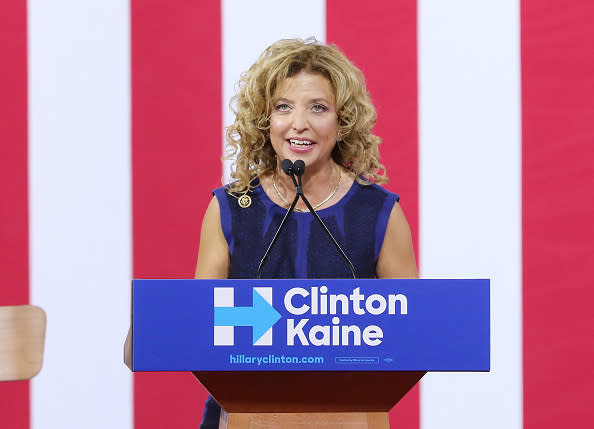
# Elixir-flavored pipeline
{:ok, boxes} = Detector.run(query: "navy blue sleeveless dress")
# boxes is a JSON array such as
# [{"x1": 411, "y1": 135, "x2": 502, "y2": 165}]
[{"x1": 199, "y1": 179, "x2": 399, "y2": 428}]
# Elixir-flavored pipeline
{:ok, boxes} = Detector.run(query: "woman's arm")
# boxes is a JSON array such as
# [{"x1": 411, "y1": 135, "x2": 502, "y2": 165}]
[
  {"x1": 376, "y1": 202, "x2": 418, "y2": 279},
  {"x1": 124, "y1": 328, "x2": 132, "y2": 369},
  {"x1": 195, "y1": 196, "x2": 230, "y2": 279}
]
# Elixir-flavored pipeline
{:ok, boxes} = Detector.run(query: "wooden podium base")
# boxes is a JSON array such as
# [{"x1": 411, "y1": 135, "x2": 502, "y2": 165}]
[
  {"x1": 195, "y1": 370, "x2": 425, "y2": 429},
  {"x1": 219, "y1": 411, "x2": 389, "y2": 429},
  {"x1": 195, "y1": 371, "x2": 425, "y2": 413}
]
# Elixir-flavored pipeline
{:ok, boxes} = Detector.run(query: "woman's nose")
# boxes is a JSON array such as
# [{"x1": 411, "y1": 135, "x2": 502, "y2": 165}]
[{"x1": 291, "y1": 109, "x2": 309, "y2": 131}]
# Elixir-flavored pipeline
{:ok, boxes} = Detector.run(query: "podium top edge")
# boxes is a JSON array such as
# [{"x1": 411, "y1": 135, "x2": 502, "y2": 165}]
[{"x1": 131, "y1": 278, "x2": 491, "y2": 281}]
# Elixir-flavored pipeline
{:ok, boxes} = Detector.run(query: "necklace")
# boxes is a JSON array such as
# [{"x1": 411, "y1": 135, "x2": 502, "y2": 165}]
[{"x1": 272, "y1": 167, "x2": 342, "y2": 212}]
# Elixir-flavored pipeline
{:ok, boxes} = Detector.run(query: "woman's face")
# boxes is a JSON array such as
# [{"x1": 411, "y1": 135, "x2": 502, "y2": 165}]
[{"x1": 269, "y1": 71, "x2": 339, "y2": 174}]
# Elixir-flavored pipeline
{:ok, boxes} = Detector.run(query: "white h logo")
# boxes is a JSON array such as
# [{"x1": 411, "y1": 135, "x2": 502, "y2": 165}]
[{"x1": 213, "y1": 287, "x2": 276, "y2": 346}]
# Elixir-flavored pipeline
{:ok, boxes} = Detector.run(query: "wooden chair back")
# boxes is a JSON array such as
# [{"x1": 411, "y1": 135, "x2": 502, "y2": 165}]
[{"x1": 0, "y1": 305, "x2": 46, "y2": 381}]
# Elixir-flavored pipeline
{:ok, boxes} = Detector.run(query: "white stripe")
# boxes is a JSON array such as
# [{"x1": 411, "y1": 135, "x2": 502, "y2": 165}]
[
  {"x1": 28, "y1": 1, "x2": 132, "y2": 428},
  {"x1": 222, "y1": 0, "x2": 327, "y2": 182},
  {"x1": 418, "y1": 1, "x2": 523, "y2": 428}
]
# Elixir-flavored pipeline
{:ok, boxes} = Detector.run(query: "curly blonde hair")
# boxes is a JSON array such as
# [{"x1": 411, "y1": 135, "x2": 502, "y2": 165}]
[{"x1": 225, "y1": 38, "x2": 387, "y2": 195}]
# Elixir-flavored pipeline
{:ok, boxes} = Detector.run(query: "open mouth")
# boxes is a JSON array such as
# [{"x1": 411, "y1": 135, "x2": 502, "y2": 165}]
[{"x1": 288, "y1": 139, "x2": 315, "y2": 147}]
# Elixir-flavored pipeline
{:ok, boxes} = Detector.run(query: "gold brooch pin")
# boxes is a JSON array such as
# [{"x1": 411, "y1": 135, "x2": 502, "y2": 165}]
[{"x1": 238, "y1": 194, "x2": 252, "y2": 208}]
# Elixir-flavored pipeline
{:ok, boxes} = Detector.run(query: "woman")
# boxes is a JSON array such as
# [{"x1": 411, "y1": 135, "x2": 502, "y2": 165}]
[{"x1": 195, "y1": 38, "x2": 417, "y2": 428}]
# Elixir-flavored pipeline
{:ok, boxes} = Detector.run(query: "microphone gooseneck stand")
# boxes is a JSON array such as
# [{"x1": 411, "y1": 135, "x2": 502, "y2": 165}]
[
  {"x1": 256, "y1": 160, "x2": 300, "y2": 279},
  {"x1": 292, "y1": 160, "x2": 357, "y2": 279},
  {"x1": 257, "y1": 159, "x2": 357, "y2": 279}
]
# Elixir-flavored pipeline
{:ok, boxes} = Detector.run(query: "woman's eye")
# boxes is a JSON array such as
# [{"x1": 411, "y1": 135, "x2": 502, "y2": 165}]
[
  {"x1": 275, "y1": 103, "x2": 291, "y2": 112},
  {"x1": 311, "y1": 104, "x2": 328, "y2": 113}
]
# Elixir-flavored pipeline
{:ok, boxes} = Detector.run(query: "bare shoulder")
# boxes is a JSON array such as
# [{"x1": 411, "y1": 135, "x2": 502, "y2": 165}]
[
  {"x1": 195, "y1": 196, "x2": 229, "y2": 279},
  {"x1": 376, "y1": 202, "x2": 418, "y2": 279}
]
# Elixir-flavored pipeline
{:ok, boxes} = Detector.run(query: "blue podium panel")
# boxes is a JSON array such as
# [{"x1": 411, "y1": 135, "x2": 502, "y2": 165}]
[{"x1": 132, "y1": 279, "x2": 489, "y2": 372}]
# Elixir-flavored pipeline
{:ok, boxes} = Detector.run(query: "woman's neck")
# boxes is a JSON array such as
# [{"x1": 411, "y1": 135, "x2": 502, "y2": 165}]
[{"x1": 269, "y1": 160, "x2": 342, "y2": 211}]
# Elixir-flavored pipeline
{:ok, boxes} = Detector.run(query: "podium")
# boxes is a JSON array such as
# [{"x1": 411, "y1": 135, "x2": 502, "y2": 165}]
[{"x1": 130, "y1": 279, "x2": 489, "y2": 428}]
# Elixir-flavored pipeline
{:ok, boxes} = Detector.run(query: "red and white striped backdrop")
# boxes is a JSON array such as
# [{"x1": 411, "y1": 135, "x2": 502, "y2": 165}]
[{"x1": 1, "y1": 1, "x2": 593, "y2": 428}]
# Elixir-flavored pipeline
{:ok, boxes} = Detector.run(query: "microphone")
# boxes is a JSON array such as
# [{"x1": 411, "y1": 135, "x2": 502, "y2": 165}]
[
  {"x1": 291, "y1": 160, "x2": 357, "y2": 279},
  {"x1": 257, "y1": 159, "x2": 300, "y2": 279},
  {"x1": 293, "y1": 160, "x2": 305, "y2": 194},
  {"x1": 293, "y1": 160, "x2": 305, "y2": 175},
  {"x1": 281, "y1": 159, "x2": 298, "y2": 188}
]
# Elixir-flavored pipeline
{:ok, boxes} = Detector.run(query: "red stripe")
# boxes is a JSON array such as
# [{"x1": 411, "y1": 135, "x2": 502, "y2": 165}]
[
  {"x1": 326, "y1": 1, "x2": 420, "y2": 427},
  {"x1": 0, "y1": 0, "x2": 30, "y2": 426},
  {"x1": 522, "y1": 1, "x2": 594, "y2": 427},
  {"x1": 131, "y1": 1, "x2": 222, "y2": 427}
]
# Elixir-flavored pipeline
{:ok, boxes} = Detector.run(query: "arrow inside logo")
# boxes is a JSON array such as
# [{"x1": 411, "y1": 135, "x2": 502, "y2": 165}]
[{"x1": 214, "y1": 289, "x2": 282, "y2": 343}]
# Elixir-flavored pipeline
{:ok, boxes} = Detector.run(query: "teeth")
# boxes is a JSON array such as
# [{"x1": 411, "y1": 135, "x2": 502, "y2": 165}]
[{"x1": 289, "y1": 139, "x2": 313, "y2": 146}]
